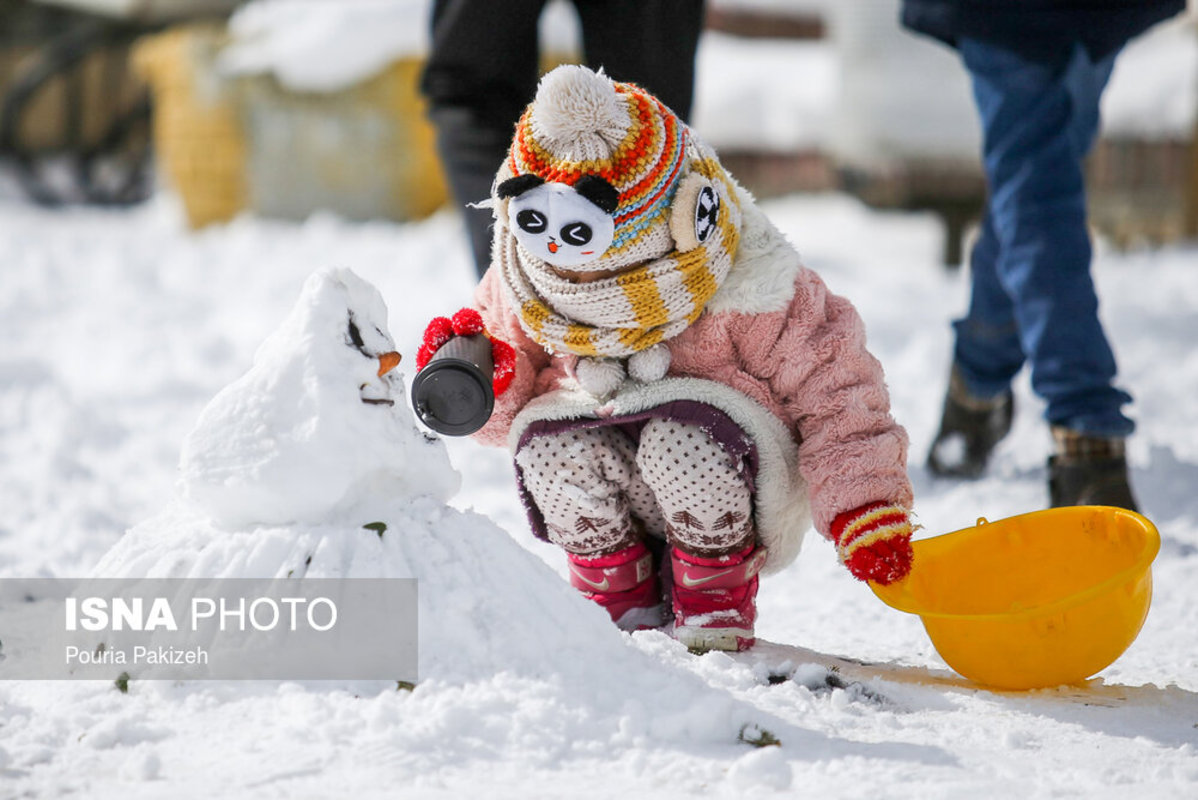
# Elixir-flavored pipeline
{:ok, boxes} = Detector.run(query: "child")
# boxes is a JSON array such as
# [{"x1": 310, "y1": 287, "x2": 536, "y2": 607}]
[{"x1": 417, "y1": 65, "x2": 914, "y2": 652}]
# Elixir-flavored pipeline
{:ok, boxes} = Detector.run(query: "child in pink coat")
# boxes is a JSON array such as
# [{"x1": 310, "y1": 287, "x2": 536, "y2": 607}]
[{"x1": 417, "y1": 65, "x2": 914, "y2": 652}]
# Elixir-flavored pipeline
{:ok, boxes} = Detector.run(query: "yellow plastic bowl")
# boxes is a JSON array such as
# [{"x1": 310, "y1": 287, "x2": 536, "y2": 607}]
[{"x1": 870, "y1": 506, "x2": 1160, "y2": 690}]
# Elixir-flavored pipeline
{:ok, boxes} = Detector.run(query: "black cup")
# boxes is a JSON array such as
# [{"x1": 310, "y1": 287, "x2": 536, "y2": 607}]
[{"x1": 411, "y1": 334, "x2": 495, "y2": 436}]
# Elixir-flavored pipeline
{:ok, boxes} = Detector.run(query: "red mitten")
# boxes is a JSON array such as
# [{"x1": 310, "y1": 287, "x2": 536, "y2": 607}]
[
  {"x1": 830, "y1": 502, "x2": 914, "y2": 585},
  {"x1": 416, "y1": 308, "x2": 516, "y2": 396}
]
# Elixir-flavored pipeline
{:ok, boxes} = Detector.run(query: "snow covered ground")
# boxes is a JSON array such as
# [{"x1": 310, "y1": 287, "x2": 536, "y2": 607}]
[
  {"x1": 1, "y1": 176, "x2": 1197, "y2": 796},
  {"x1": 1, "y1": 5, "x2": 1197, "y2": 793}
]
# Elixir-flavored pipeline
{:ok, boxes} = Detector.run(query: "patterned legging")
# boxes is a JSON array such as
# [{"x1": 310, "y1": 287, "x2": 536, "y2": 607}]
[{"x1": 514, "y1": 419, "x2": 754, "y2": 558}]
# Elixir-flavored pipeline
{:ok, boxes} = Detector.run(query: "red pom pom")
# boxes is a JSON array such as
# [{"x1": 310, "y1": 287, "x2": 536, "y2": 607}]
[
  {"x1": 451, "y1": 307, "x2": 485, "y2": 336},
  {"x1": 490, "y1": 339, "x2": 516, "y2": 396},
  {"x1": 416, "y1": 317, "x2": 454, "y2": 370}
]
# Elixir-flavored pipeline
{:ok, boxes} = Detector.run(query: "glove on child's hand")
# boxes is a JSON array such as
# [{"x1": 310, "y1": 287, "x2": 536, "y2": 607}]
[
  {"x1": 416, "y1": 308, "x2": 517, "y2": 396},
  {"x1": 830, "y1": 502, "x2": 914, "y2": 585}
]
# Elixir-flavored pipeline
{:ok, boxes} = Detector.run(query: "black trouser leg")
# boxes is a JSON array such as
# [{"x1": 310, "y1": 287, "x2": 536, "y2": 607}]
[
  {"x1": 421, "y1": 0, "x2": 546, "y2": 277},
  {"x1": 426, "y1": 106, "x2": 513, "y2": 275},
  {"x1": 573, "y1": 0, "x2": 706, "y2": 121}
]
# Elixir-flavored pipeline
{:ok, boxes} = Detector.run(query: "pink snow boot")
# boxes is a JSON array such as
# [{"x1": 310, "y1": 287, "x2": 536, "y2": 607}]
[
  {"x1": 567, "y1": 541, "x2": 667, "y2": 631},
  {"x1": 670, "y1": 544, "x2": 767, "y2": 652}
]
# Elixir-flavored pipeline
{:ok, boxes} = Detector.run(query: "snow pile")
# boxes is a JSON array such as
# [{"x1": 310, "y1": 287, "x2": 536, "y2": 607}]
[
  {"x1": 218, "y1": 0, "x2": 430, "y2": 92},
  {"x1": 217, "y1": 0, "x2": 583, "y2": 93}
]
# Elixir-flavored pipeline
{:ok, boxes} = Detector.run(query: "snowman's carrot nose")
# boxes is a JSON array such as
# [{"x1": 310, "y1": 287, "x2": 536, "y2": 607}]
[{"x1": 378, "y1": 351, "x2": 401, "y2": 376}]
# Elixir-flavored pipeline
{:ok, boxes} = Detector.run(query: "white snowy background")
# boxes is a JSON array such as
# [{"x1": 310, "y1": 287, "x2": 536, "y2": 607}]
[{"x1": 1, "y1": 1, "x2": 1198, "y2": 797}]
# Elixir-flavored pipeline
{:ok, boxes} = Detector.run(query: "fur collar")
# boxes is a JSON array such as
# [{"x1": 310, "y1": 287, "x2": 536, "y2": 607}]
[{"x1": 704, "y1": 186, "x2": 804, "y2": 316}]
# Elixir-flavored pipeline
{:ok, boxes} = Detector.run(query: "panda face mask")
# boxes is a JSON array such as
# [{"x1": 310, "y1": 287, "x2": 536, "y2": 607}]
[{"x1": 499, "y1": 175, "x2": 618, "y2": 270}]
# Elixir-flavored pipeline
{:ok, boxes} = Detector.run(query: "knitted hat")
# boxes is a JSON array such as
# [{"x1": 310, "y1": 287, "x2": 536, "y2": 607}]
[{"x1": 500, "y1": 65, "x2": 691, "y2": 270}]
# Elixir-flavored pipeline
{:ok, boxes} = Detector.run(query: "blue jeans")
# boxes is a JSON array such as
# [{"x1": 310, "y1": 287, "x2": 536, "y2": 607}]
[{"x1": 954, "y1": 38, "x2": 1134, "y2": 437}]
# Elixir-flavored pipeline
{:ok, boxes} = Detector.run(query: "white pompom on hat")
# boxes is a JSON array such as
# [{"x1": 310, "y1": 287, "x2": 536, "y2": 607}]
[{"x1": 528, "y1": 65, "x2": 632, "y2": 164}]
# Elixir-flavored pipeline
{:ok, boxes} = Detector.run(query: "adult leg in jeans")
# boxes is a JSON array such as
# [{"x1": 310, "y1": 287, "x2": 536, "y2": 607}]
[
  {"x1": 957, "y1": 38, "x2": 1133, "y2": 436},
  {"x1": 950, "y1": 38, "x2": 1137, "y2": 508}
]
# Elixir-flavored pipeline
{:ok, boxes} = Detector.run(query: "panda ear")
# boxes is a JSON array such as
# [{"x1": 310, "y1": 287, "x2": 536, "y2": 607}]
[
  {"x1": 669, "y1": 173, "x2": 721, "y2": 252},
  {"x1": 497, "y1": 174, "x2": 545, "y2": 199},
  {"x1": 574, "y1": 175, "x2": 619, "y2": 215}
]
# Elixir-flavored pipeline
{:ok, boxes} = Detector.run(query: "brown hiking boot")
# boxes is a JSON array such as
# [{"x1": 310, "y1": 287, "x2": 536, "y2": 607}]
[
  {"x1": 1047, "y1": 427, "x2": 1139, "y2": 512},
  {"x1": 927, "y1": 367, "x2": 1014, "y2": 479}
]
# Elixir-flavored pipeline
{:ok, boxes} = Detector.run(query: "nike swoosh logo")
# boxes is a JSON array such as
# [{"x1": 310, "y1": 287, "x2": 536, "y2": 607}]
[
  {"x1": 680, "y1": 569, "x2": 735, "y2": 588},
  {"x1": 569, "y1": 566, "x2": 610, "y2": 592},
  {"x1": 679, "y1": 550, "x2": 769, "y2": 589}
]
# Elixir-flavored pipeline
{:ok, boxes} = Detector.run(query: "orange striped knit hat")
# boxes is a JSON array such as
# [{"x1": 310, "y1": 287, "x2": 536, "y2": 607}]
[
  {"x1": 493, "y1": 66, "x2": 743, "y2": 381},
  {"x1": 504, "y1": 65, "x2": 691, "y2": 267}
]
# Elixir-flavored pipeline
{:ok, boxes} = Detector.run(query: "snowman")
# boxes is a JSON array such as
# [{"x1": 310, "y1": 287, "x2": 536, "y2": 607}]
[{"x1": 180, "y1": 266, "x2": 461, "y2": 532}]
